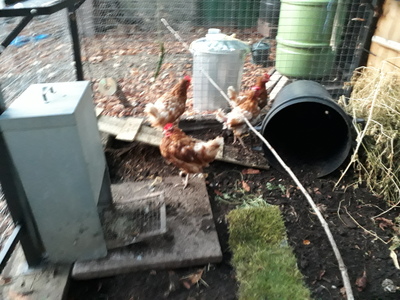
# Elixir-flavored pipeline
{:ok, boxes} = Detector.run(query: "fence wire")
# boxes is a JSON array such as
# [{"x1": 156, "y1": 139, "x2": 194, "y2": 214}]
[
  {"x1": 0, "y1": 0, "x2": 375, "y2": 250},
  {"x1": 0, "y1": 185, "x2": 13, "y2": 251},
  {"x1": 74, "y1": 0, "x2": 374, "y2": 116},
  {"x1": 0, "y1": 9, "x2": 76, "y2": 106}
]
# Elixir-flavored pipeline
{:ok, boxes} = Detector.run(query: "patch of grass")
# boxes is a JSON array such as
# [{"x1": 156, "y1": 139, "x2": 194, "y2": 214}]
[{"x1": 227, "y1": 207, "x2": 311, "y2": 300}]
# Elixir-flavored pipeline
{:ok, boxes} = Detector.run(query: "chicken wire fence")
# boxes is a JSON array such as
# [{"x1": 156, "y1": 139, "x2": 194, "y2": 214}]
[
  {"x1": 0, "y1": 0, "x2": 376, "y2": 250},
  {"x1": 75, "y1": 0, "x2": 375, "y2": 116}
]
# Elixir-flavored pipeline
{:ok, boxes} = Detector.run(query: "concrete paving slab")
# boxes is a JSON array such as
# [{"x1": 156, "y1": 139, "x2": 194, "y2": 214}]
[
  {"x1": 1, "y1": 245, "x2": 70, "y2": 300},
  {"x1": 71, "y1": 176, "x2": 223, "y2": 280}
]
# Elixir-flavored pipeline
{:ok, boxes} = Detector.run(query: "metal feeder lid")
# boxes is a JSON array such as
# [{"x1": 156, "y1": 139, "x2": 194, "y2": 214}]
[
  {"x1": 0, "y1": 81, "x2": 92, "y2": 131},
  {"x1": 190, "y1": 28, "x2": 250, "y2": 54}
]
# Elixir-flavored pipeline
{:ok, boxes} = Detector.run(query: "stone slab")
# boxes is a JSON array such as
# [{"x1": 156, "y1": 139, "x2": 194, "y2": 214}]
[
  {"x1": 71, "y1": 176, "x2": 223, "y2": 280},
  {"x1": 1, "y1": 245, "x2": 71, "y2": 300}
]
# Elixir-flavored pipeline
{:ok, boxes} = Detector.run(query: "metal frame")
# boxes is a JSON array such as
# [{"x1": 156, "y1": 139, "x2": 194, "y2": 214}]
[{"x1": 0, "y1": 0, "x2": 85, "y2": 80}]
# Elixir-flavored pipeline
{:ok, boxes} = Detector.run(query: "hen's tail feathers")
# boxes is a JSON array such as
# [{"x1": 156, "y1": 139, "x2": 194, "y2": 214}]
[
  {"x1": 144, "y1": 103, "x2": 159, "y2": 118},
  {"x1": 215, "y1": 109, "x2": 227, "y2": 124},
  {"x1": 227, "y1": 86, "x2": 237, "y2": 102},
  {"x1": 205, "y1": 136, "x2": 224, "y2": 158},
  {"x1": 144, "y1": 104, "x2": 160, "y2": 126},
  {"x1": 212, "y1": 136, "x2": 224, "y2": 148}
]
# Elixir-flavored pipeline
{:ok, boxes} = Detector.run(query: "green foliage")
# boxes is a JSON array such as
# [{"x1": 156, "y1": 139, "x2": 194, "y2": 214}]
[
  {"x1": 216, "y1": 189, "x2": 271, "y2": 208},
  {"x1": 228, "y1": 207, "x2": 311, "y2": 300},
  {"x1": 265, "y1": 182, "x2": 286, "y2": 194}
]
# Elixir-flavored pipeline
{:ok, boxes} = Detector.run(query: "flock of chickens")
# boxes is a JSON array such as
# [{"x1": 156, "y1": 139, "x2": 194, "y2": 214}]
[{"x1": 144, "y1": 73, "x2": 270, "y2": 188}]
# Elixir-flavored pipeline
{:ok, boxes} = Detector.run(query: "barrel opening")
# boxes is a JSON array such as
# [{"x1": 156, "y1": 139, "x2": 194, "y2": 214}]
[{"x1": 262, "y1": 101, "x2": 351, "y2": 177}]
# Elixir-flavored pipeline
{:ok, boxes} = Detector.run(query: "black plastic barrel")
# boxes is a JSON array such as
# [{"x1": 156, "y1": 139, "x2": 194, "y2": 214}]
[{"x1": 261, "y1": 80, "x2": 353, "y2": 177}]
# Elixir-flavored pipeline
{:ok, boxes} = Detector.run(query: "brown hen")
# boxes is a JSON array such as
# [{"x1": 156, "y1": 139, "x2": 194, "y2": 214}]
[
  {"x1": 227, "y1": 73, "x2": 270, "y2": 109},
  {"x1": 144, "y1": 76, "x2": 191, "y2": 129},
  {"x1": 216, "y1": 86, "x2": 261, "y2": 148},
  {"x1": 160, "y1": 123, "x2": 223, "y2": 188}
]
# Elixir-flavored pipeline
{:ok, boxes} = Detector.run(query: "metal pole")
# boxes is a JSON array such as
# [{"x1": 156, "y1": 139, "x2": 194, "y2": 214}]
[
  {"x1": 0, "y1": 14, "x2": 33, "y2": 54},
  {"x1": 68, "y1": 6, "x2": 84, "y2": 81}
]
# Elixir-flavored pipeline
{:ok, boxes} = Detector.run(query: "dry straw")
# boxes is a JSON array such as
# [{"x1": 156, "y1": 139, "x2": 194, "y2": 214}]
[{"x1": 338, "y1": 58, "x2": 400, "y2": 207}]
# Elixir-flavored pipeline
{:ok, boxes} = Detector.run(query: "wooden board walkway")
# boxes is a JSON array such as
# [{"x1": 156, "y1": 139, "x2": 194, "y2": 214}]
[{"x1": 97, "y1": 115, "x2": 270, "y2": 170}]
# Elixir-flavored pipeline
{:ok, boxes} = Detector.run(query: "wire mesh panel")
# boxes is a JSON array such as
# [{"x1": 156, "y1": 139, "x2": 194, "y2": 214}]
[
  {"x1": 0, "y1": 0, "x2": 376, "y2": 255},
  {"x1": 0, "y1": 185, "x2": 13, "y2": 251},
  {"x1": 0, "y1": 9, "x2": 77, "y2": 106},
  {"x1": 76, "y1": 0, "x2": 375, "y2": 117}
]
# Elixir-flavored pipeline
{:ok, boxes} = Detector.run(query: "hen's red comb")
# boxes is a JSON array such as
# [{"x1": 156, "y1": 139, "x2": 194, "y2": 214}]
[
  {"x1": 164, "y1": 123, "x2": 174, "y2": 131},
  {"x1": 251, "y1": 86, "x2": 261, "y2": 91},
  {"x1": 184, "y1": 75, "x2": 191, "y2": 82},
  {"x1": 263, "y1": 73, "x2": 271, "y2": 81}
]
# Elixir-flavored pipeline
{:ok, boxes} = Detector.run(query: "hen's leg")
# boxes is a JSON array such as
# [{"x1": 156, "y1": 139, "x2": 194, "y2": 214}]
[
  {"x1": 182, "y1": 173, "x2": 190, "y2": 189},
  {"x1": 233, "y1": 135, "x2": 247, "y2": 149},
  {"x1": 178, "y1": 171, "x2": 190, "y2": 189}
]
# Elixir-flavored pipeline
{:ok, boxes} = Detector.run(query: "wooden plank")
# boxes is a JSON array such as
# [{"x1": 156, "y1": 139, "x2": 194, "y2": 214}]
[
  {"x1": 95, "y1": 107, "x2": 104, "y2": 117},
  {"x1": 134, "y1": 123, "x2": 163, "y2": 147},
  {"x1": 115, "y1": 117, "x2": 143, "y2": 142},
  {"x1": 372, "y1": 35, "x2": 400, "y2": 52},
  {"x1": 266, "y1": 69, "x2": 282, "y2": 93},
  {"x1": 367, "y1": 0, "x2": 400, "y2": 68},
  {"x1": 97, "y1": 117, "x2": 269, "y2": 169},
  {"x1": 368, "y1": 41, "x2": 400, "y2": 69},
  {"x1": 374, "y1": 0, "x2": 400, "y2": 42},
  {"x1": 269, "y1": 75, "x2": 290, "y2": 101},
  {"x1": 97, "y1": 115, "x2": 128, "y2": 136}
]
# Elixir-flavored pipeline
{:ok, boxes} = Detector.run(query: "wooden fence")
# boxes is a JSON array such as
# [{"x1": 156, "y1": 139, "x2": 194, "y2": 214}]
[{"x1": 367, "y1": 0, "x2": 400, "y2": 68}]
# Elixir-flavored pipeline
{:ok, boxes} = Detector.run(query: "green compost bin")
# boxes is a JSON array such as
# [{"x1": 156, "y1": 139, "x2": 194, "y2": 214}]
[
  {"x1": 201, "y1": 0, "x2": 260, "y2": 27},
  {"x1": 276, "y1": 0, "x2": 340, "y2": 78}
]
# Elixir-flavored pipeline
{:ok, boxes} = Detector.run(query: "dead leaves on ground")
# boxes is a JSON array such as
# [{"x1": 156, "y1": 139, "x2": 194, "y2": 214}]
[
  {"x1": 165, "y1": 268, "x2": 208, "y2": 296},
  {"x1": 180, "y1": 268, "x2": 209, "y2": 289},
  {"x1": 241, "y1": 168, "x2": 260, "y2": 175},
  {"x1": 373, "y1": 217, "x2": 400, "y2": 269},
  {"x1": 355, "y1": 270, "x2": 367, "y2": 291},
  {"x1": 241, "y1": 181, "x2": 251, "y2": 192},
  {"x1": 375, "y1": 217, "x2": 400, "y2": 235}
]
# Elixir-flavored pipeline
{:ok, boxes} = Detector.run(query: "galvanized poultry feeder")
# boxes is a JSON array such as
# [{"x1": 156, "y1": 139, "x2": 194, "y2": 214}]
[
  {"x1": 0, "y1": 82, "x2": 222, "y2": 289},
  {"x1": 0, "y1": 82, "x2": 167, "y2": 264}
]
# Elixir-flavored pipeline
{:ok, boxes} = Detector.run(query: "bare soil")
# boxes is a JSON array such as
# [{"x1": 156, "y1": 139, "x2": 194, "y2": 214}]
[{"x1": 67, "y1": 127, "x2": 400, "y2": 300}]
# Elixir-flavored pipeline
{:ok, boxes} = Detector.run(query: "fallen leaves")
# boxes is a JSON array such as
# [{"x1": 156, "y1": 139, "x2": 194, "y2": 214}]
[
  {"x1": 375, "y1": 217, "x2": 396, "y2": 231},
  {"x1": 241, "y1": 181, "x2": 251, "y2": 192},
  {"x1": 241, "y1": 168, "x2": 260, "y2": 175},
  {"x1": 180, "y1": 268, "x2": 209, "y2": 289},
  {"x1": 355, "y1": 270, "x2": 367, "y2": 291}
]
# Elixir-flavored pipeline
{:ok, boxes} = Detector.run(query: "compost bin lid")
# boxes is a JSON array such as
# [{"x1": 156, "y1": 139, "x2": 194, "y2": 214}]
[{"x1": 189, "y1": 28, "x2": 250, "y2": 54}]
